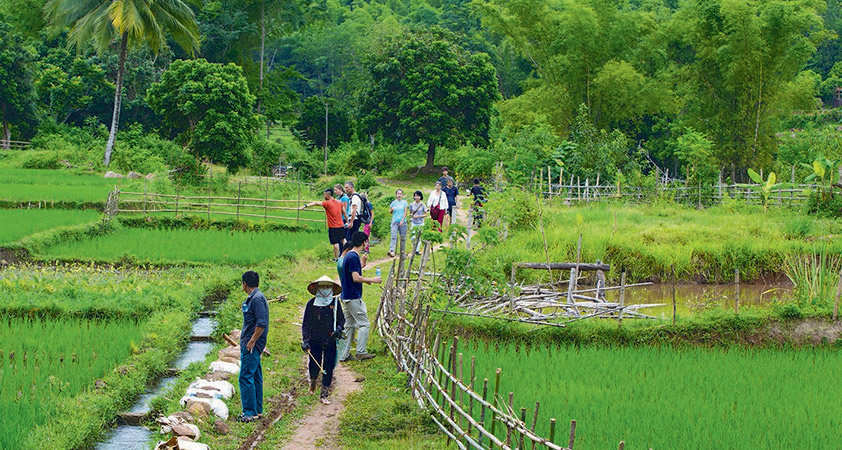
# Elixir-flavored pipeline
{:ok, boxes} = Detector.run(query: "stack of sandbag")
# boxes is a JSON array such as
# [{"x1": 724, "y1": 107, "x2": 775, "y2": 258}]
[
  {"x1": 157, "y1": 414, "x2": 201, "y2": 440},
  {"x1": 155, "y1": 435, "x2": 210, "y2": 450},
  {"x1": 206, "y1": 329, "x2": 243, "y2": 378}
]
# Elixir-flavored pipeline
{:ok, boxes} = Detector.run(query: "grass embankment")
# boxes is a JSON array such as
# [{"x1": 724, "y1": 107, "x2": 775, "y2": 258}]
[
  {"x1": 464, "y1": 339, "x2": 842, "y2": 449},
  {"x1": 0, "y1": 209, "x2": 100, "y2": 245},
  {"x1": 153, "y1": 249, "x2": 447, "y2": 449},
  {"x1": 481, "y1": 202, "x2": 842, "y2": 283},
  {"x1": 0, "y1": 265, "x2": 235, "y2": 449}
]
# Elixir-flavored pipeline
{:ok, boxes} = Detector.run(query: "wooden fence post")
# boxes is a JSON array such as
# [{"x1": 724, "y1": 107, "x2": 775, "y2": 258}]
[
  {"x1": 490, "y1": 368, "x2": 501, "y2": 436},
  {"x1": 296, "y1": 170, "x2": 301, "y2": 226},
  {"x1": 734, "y1": 268, "x2": 740, "y2": 314},
  {"x1": 834, "y1": 270, "x2": 842, "y2": 322},
  {"x1": 236, "y1": 182, "x2": 241, "y2": 220},
  {"x1": 478, "y1": 378, "x2": 488, "y2": 446},
  {"x1": 548, "y1": 418, "x2": 556, "y2": 444},
  {"x1": 175, "y1": 185, "x2": 180, "y2": 216},
  {"x1": 569, "y1": 419, "x2": 577, "y2": 449},
  {"x1": 264, "y1": 181, "x2": 269, "y2": 221},
  {"x1": 143, "y1": 178, "x2": 148, "y2": 215},
  {"x1": 671, "y1": 265, "x2": 677, "y2": 326},
  {"x1": 618, "y1": 270, "x2": 626, "y2": 325},
  {"x1": 530, "y1": 402, "x2": 540, "y2": 450}
]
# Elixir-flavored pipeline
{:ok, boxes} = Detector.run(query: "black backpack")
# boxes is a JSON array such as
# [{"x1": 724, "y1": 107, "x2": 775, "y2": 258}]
[{"x1": 356, "y1": 195, "x2": 373, "y2": 224}]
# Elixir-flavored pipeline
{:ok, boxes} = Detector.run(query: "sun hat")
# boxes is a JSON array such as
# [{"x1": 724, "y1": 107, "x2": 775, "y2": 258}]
[{"x1": 307, "y1": 275, "x2": 342, "y2": 296}]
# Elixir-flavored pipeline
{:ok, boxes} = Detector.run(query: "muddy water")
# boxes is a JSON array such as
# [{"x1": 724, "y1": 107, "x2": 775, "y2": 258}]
[
  {"x1": 96, "y1": 317, "x2": 216, "y2": 449},
  {"x1": 601, "y1": 281, "x2": 794, "y2": 318}
]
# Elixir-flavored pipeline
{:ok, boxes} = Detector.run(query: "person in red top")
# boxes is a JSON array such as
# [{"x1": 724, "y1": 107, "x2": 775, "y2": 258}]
[{"x1": 301, "y1": 189, "x2": 347, "y2": 260}]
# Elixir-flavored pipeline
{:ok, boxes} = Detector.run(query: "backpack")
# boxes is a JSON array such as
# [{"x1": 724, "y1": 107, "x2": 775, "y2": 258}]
[{"x1": 359, "y1": 200, "x2": 373, "y2": 224}]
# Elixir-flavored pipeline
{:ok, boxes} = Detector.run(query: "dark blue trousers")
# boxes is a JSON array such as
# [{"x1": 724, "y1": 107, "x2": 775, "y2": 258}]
[
  {"x1": 239, "y1": 347, "x2": 263, "y2": 417},
  {"x1": 309, "y1": 340, "x2": 337, "y2": 387}
]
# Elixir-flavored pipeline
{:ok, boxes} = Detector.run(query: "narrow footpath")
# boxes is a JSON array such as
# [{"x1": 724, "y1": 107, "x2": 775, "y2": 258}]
[{"x1": 266, "y1": 195, "x2": 472, "y2": 449}]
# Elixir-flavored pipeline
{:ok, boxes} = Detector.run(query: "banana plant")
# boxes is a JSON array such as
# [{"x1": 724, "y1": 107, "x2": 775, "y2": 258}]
[
  {"x1": 741, "y1": 169, "x2": 792, "y2": 211},
  {"x1": 801, "y1": 157, "x2": 841, "y2": 201}
]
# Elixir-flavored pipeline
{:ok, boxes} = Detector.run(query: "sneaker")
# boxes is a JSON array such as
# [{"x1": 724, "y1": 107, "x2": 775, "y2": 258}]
[
  {"x1": 356, "y1": 352, "x2": 375, "y2": 361},
  {"x1": 320, "y1": 397, "x2": 332, "y2": 405},
  {"x1": 309, "y1": 377, "x2": 318, "y2": 394},
  {"x1": 387, "y1": 251, "x2": 395, "y2": 257},
  {"x1": 415, "y1": 251, "x2": 421, "y2": 255},
  {"x1": 340, "y1": 355, "x2": 355, "y2": 362}
]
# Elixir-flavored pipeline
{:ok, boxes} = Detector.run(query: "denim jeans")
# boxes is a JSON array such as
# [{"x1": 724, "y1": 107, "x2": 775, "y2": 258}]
[
  {"x1": 239, "y1": 347, "x2": 263, "y2": 417},
  {"x1": 339, "y1": 298, "x2": 370, "y2": 360},
  {"x1": 389, "y1": 221, "x2": 407, "y2": 253}
]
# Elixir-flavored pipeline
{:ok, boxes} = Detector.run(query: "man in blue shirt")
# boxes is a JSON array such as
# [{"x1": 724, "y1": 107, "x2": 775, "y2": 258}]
[
  {"x1": 238, "y1": 271, "x2": 269, "y2": 422},
  {"x1": 338, "y1": 231, "x2": 381, "y2": 362}
]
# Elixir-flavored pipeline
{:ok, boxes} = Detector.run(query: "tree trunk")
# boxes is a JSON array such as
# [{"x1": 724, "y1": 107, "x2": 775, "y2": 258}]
[
  {"x1": 2, "y1": 118, "x2": 10, "y2": 150},
  {"x1": 104, "y1": 31, "x2": 128, "y2": 167},
  {"x1": 425, "y1": 142, "x2": 436, "y2": 171},
  {"x1": 257, "y1": 0, "x2": 265, "y2": 114}
]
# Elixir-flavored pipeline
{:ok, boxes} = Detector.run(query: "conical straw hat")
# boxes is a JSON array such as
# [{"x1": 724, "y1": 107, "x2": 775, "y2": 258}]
[{"x1": 307, "y1": 275, "x2": 342, "y2": 296}]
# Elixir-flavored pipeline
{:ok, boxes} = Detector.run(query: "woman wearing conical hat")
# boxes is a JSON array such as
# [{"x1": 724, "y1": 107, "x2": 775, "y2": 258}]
[{"x1": 301, "y1": 275, "x2": 344, "y2": 405}]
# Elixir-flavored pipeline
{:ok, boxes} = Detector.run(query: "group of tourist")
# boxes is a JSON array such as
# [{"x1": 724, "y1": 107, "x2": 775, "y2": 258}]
[{"x1": 236, "y1": 168, "x2": 488, "y2": 419}]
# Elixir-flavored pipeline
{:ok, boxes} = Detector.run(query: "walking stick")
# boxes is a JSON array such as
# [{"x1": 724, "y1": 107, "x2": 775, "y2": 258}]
[{"x1": 307, "y1": 349, "x2": 327, "y2": 375}]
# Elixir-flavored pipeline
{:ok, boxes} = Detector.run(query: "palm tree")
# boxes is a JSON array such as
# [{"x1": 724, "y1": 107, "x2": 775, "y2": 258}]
[{"x1": 46, "y1": 0, "x2": 201, "y2": 167}]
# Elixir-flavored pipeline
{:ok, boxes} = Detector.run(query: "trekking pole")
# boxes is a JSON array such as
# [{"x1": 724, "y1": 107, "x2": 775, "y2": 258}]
[{"x1": 307, "y1": 349, "x2": 327, "y2": 375}]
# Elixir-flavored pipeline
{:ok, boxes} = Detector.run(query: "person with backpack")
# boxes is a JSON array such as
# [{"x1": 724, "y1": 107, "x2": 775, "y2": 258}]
[
  {"x1": 428, "y1": 181, "x2": 449, "y2": 231},
  {"x1": 408, "y1": 190, "x2": 426, "y2": 255},
  {"x1": 469, "y1": 178, "x2": 486, "y2": 227},
  {"x1": 343, "y1": 182, "x2": 363, "y2": 242},
  {"x1": 358, "y1": 192, "x2": 374, "y2": 254},
  {"x1": 301, "y1": 275, "x2": 344, "y2": 405}
]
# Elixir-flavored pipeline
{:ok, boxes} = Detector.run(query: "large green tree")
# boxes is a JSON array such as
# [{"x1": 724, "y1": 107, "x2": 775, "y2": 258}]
[
  {"x1": 46, "y1": 0, "x2": 201, "y2": 166},
  {"x1": 677, "y1": 0, "x2": 827, "y2": 174},
  {"x1": 0, "y1": 21, "x2": 37, "y2": 148},
  {"x1": 146, "y1": 59, "x2": 259, "y2": 170},
  {"x1": 360, "y1": 27, "x2": 500, "y2": 170}
]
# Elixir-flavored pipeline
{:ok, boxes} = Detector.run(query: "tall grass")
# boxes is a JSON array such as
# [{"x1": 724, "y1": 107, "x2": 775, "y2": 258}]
[
  {"x1": 0, "y1": 168, "x2": 144, "y2": 202},
  {"x1": 0, "y1": 209, "x2": 101, "y2": 245},
  {"x1": 40, "y1": 227, "x2": 324, "y2": 265},
  {"x1": 465, "y1": 340, "x2": 842, "y2": 449},
  {"x1": 0, "y1": 317, "x2": 145, "y2": 449},
  {"x1": 479, "y1": 202, "x2": 842, "y2": 283},
  {"x1": 784, "y1": 245, "x2": 842, "y2": 308}
]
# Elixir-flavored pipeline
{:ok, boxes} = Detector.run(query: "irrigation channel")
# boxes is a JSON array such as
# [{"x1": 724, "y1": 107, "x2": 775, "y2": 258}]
[
  {"x1": 611, "y1": 280, "x2": 793, "y2": 317},
  {"x1": 97, "y1": 315, "x2": 217, "y2": 449}
]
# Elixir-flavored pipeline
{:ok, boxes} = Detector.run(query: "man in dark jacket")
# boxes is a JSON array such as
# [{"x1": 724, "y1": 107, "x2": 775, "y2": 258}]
[
  {"x1": 301, "y1": 275, "x2": 345, "y2": 404},
  {"x1": 239, "y1": 271, "x2": 269, "y2": 422}
]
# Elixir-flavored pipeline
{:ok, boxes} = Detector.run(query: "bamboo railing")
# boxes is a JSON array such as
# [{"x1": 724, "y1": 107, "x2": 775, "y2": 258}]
[
  {"x1": 0, "y1": 139, "x2": 31, "y2": 150},
  {"x1": 114, "y1": 188, "x2": 325, "y2": 225},
  {"x1": 376, "y1": 248, "x2": 611, "y2": 450}
]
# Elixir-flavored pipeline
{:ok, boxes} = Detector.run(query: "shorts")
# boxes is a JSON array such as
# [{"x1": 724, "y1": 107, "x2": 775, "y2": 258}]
[{"x1": 328, "y1": 227, "x2": 345, "y2": 245}]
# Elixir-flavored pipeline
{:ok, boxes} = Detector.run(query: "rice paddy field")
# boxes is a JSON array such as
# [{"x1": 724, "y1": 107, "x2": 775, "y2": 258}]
[
  {"x1": 0, "y1": 317, "x2": 145, "y2": 449},
  {"x1": 463, "y1": 339, "x2": 842, "y2": 449},
  {"x1": 483, "y1": 202, "x2": 842, "y2": 282},
  {"x1": 40, "y1": 226, "x2": 324, "y2": 264},
  {"x1": 0, "y1": 209, "x2": 101, "y2": 245},
  {"x1": 0, "y1": 168, "x2": 143, "y2": 203}
]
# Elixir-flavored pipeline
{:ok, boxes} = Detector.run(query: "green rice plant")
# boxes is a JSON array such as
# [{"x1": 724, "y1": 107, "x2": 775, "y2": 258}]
[
  {"x1": 0, "y1": 265, "x2": 228, "y2": 319},
  {"x1": 0, "y1": 317, "x2": 145, "y2": 449},
  {"x1": 784, "y1": 245, "x2": 842, "y2": 308},
  {"x1": 0, "y1": 168, "x2": 143, "y2": 202},
  {"x1": 463, "y1": 339, "x2": 842, "y2": 449},
  {"x1": 0, "y1": 209, "x2": 101, "y2": 245},
  {"x1": 39, "y1": 227, "x2": 324, "y2": 265}
]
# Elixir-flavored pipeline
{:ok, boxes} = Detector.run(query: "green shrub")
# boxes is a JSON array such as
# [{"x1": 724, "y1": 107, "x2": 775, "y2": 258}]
[
  {"x1": 804, "y1": 191, "x2": 842, "y2": 218},
  {"x1": 21, "y1": 151, "x2": 63, "y2": 169},
  {"x1": 783, "y1": 216, "x2": 813, "y2": 238},
  {"x1": 357, "y1": 170, "x2": 379, "y2": 191}
]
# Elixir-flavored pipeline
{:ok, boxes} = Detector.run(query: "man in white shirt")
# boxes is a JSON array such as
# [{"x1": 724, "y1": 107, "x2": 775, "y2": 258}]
[{"x1": 344, "y1": 181, "x2": 363, "y2": 242}]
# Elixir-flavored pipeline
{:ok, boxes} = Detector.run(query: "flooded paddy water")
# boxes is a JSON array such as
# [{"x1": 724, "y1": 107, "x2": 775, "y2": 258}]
[{"x1": 602, "y1": 280, "x2": 795, "y2": 318}]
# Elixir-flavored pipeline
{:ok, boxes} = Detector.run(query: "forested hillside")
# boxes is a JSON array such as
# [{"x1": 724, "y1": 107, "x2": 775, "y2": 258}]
[{"x1": 2, "y1": 0, "x2": 842, "y2": 185}]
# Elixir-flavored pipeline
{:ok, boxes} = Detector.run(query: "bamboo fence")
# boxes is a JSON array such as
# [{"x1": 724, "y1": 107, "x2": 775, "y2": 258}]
[
  {"x1": 0, "y1": 139, "x2": 31, "y2": 150},
  {"x1": 375, "y1": 248, "x2": 625, "y2": 450},
  {"x1": 113, "y1": 187, "x2": 325, "y2": 225}
]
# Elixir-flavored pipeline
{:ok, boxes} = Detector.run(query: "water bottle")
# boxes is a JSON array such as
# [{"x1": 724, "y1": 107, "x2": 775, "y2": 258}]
[{"x1": 375, "y1": 267, "x2": 381, "y2": 278}]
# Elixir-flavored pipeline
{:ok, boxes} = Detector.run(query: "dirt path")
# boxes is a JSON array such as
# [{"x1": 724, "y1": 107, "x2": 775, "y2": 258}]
[
  {"x1": 280, "y1": 357, "x2": 362, "y2": 450},
  {"x1": 265, "y1": 195, "x2": 471, "y2": 449}
]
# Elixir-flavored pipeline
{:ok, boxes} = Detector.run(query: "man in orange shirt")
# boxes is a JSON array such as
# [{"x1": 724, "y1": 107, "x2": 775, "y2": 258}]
[{"x1": 301, "y1": 189, "x2": 347, "y2": 260}]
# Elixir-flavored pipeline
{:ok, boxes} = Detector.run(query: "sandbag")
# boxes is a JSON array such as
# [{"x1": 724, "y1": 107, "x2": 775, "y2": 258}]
[
  {"x1": 218, "y1": 346, "x2": 240, "y2": 360},
  {"x1": 177, "y1": 437, "x2": 210, "y2": 450},
  {"x1": 156, "y1": 415, "x2": 200, "y2": 439},
  {"x1": 178, "y1": 396, "x2": 229, "y2": 420},
  {"x1": 209, "y1": 360, "x2": 239, "y2": 374},
  {"x1": 188, "y1": 379, "x2": 235, "y2": 399}
]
